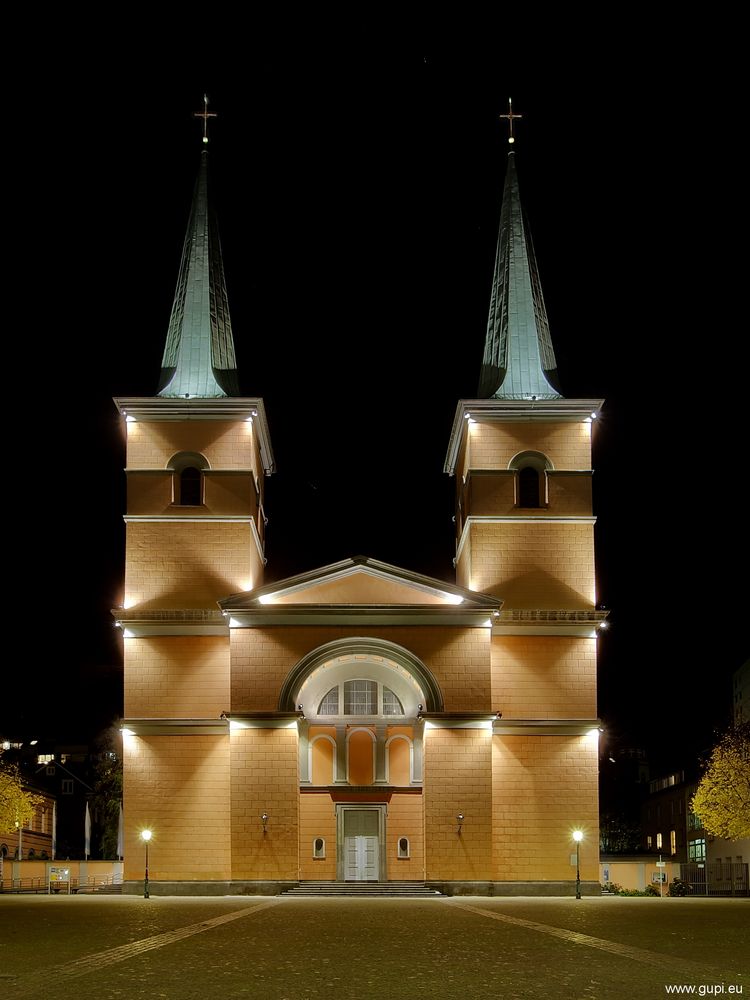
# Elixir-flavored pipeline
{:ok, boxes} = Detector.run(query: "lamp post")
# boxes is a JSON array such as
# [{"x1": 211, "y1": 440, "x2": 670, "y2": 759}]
[
  {"x1": 140, "y1": 829, "x2": 152, "y2": 899},
  {"x1": 573, "y1": 830, "x2": 583, "y2": 899}
]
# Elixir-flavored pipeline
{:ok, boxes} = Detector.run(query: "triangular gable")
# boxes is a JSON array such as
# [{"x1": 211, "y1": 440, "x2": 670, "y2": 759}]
[
  {"x1": 220, "y1": 556, "x2": 500, "y2": 611},
  {"x1": 267, "y1": 570, "x2": 450, "y2": 606}
]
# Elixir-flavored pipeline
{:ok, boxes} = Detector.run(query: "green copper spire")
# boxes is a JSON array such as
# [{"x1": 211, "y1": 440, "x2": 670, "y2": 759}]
[
  {"x1": 157, "y1": 150, "x2": 239, "y2": 398},
  {"x1": 478, "y1": 151, "x2": 562, "y2": 400}
]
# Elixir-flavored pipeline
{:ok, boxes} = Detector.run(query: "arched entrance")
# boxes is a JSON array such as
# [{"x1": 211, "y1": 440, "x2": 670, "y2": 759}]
[{"x1": 281, "y1": 638, "x2": 441, "y2": 883}]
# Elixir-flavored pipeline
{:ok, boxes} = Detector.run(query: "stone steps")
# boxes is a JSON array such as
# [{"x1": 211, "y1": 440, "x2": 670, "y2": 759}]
[{"x1": 282, "y1": 881, "x2": 442, "y2": 898}]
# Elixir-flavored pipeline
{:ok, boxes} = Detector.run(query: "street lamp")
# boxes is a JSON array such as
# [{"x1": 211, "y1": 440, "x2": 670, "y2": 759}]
[
  {"x1": 573, "y1": 830, "x2": 583, "y2": 899},
  {"x1": 140, "y1": 829, "x2": 152, "y2": 899}
]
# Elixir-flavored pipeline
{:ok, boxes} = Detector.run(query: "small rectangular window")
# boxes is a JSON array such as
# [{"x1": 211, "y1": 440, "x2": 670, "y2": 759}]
[
  {"x1": 178, "y1": 467, "x2": 203, "y2": 505},
  {"x1": 344, "y1": 680, "x2": 377, "y2": 715},
  {"x1": 62, "y1": 779, "x2": 74, "y2": 795}
]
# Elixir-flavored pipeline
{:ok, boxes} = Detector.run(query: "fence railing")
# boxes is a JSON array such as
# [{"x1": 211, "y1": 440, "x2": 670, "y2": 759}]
[
  {"x1": 0, "y1": 872, "x2": 123, "y2": 894},
  {"x1": 680, "y1": 861, "x2": 749, "y2": 896}
]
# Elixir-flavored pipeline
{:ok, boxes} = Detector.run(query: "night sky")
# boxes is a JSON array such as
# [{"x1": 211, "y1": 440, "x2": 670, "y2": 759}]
[{"x1": 7, "y1": 61, "x2": 746, "y2": 774}]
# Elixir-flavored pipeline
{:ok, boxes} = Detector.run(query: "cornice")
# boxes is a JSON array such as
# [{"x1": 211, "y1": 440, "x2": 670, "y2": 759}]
[
  {"x1": 445, "y1": 398, "x2": 604, "y2": 475},
  {"x1": 492, "y1": 718, "x2": 601, "y2": 736},
  {"x1": 224, "y1": 606, "x2": 499, "y2": 629},
  {"x1": 113, "y1": 396, "x2": 275, "y2": 475}
]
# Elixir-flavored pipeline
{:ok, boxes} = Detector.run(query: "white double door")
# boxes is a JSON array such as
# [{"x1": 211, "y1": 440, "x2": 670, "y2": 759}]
[
  {"x1": 345, "y1": 835, "x2": 379, "y2": 881},
  {"x1": 342, "y1": 807, "x2": 382, "y2": 882}
]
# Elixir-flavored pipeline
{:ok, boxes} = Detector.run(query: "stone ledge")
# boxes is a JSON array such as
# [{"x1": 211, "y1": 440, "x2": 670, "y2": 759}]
[
  {"x1": 121, "y1": 879, "x2": 601, "y2": 897},
  {"x1": 426, "y1": 880, "x2": 601, "y2": 897},
  {"x1": 122, "y1": 880, "x2": 299, "y2": 897}
]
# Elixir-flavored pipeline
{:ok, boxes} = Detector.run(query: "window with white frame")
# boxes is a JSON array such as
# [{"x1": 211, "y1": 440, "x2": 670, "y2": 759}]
[
  {"x1": 382, "y1": 687, "x2": 404, "y2": 715},
  {"x1": 318, "y1": 687, "x2": 339, "y2": 715},
  {"x1": 688, "y1": 838, "x2": 706, "y2": 862},
  {"x1": 299, "y1": 651, "x2": 425, "y2": 722},
  {"x1": 344, "y1": 680, "x2": 377, "y2": 715},
  {"x1": 318, "y1": 680, "x2": 405, "y2": 717}
]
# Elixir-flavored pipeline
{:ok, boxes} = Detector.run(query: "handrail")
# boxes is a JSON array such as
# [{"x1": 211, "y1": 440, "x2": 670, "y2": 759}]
[{"x1": 0, "y1": 872, "x2": 124, "y2": 894}]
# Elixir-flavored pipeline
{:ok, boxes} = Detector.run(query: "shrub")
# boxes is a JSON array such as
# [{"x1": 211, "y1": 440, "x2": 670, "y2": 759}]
[
  {"x1": 668, "y1": 879, "x2": 690, "y2": 897},
  {"x1": 602, "y1": 881, "x2": 661, "y2": 896}
]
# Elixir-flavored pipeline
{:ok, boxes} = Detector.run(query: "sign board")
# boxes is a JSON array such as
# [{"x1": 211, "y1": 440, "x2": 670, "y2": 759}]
[
  {"x1": 655, "y1": 861, "x2": 666, "y2": 867},
  {"x1": 49, "y1": 867, "x2": 71, "y2": 894}
]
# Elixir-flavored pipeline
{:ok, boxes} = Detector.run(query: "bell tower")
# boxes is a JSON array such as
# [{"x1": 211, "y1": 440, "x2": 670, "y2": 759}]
[
  {"x1": 445, "y1": 112, "x2": 606, "y2": 887},
  {"x1": 114, "y1": 108, "x2": 274, "y2": 888}
]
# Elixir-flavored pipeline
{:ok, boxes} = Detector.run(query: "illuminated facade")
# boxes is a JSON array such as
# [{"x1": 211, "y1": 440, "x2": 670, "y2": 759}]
[{"x1": 115, "y1": 135, "x2": 605, "y2": 895}]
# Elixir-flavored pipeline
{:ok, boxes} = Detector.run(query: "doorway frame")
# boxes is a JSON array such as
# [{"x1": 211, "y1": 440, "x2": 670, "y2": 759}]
[{"x1": 335, "y1": 803, "x2": 388, "y2": 882}]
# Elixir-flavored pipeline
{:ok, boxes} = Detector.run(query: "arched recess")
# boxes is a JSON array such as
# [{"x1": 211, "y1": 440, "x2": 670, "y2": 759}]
[
  {"x1": 309, "y1": 734, "x2": 336, "y2": 785},
  {"x1": 508, "y1": 449, "x2": 553, "y2": 508},
  {"x1": 347, "y1": 728, "x2": 376, "y2": 784},
  {"x1": 278, "y1": 637, "x2": 444, "y2": 714},
  {"x1": 386, "y1": 734, "x2": 413, "y2": 785},
  {"x1": 167, "y1": 451, "x2": 210, "y2": 506}
]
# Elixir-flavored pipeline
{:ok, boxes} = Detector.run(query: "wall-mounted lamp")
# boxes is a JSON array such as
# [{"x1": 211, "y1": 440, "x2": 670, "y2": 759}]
[
  {"x1": 261, "y1": 812, "x2": 269, "y2": 835},
  {"x1": 495, "y1": 711, "x2": 503, "y2": 720},
  {"x1": 456, "y1": 813, "x2": 465, "y2": 834},
  {"x1": 219, "y1": 711, "x2": 228, "y2": 721}
]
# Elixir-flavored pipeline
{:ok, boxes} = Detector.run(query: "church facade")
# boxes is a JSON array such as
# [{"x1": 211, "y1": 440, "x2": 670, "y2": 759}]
[{"x1": 115, "y1": 127, "x2": 605, "y2": 895}]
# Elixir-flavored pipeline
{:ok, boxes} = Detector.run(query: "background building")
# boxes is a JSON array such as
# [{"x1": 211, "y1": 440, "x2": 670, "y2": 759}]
[{"x1": 733, "y1": 661, "x2": 749, "y2": 725}]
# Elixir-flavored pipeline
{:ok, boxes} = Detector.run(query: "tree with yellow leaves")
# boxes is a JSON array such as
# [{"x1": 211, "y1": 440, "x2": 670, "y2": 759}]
[
  {"x1": 691, "y1": 722, "x2": 750, "y2": 841},
  {"x1": 0, "y1": 757, "x2": 42, "y2": 838}
]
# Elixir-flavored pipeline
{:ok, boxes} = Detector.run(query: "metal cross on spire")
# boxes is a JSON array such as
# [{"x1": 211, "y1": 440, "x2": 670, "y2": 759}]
[
  {"x1": 499, "y1": 97, "x2": 523, "y2": 144},
  {"x1": 194, "y1": 94, "x2": 217, "y2": 145}
]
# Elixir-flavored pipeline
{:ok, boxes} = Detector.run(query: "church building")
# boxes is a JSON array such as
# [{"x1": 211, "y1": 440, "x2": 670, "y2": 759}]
[{"x1": 115, "y1": 110, "x2": 605, "y2": 895}]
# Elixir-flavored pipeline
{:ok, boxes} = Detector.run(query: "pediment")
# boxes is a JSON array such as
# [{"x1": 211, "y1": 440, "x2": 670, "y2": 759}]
[{"x1": 220, "y1": 556, "x2": 500, "y2": 612}]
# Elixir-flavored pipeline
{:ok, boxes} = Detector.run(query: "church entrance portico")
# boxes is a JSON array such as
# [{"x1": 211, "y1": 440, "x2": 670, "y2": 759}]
[{"x1": 337, "y1": 803, "x2": 387, "y2": 882}]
